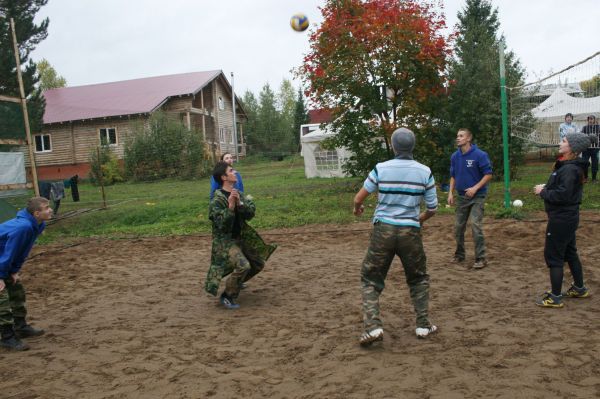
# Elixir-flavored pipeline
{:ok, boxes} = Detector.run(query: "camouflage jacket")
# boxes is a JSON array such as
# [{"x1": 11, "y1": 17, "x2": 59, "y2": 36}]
[{"x1": 204, "y1": 189, "x2": 276, "y2": 296}]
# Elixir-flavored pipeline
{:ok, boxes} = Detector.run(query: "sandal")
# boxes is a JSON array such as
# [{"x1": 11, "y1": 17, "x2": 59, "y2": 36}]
[
  {"x1": 415, "y1": 325, "x2": 438, "y2": 339},
  {"x1": 359, "y1": 328, "x2": 383, "y2": 347}
]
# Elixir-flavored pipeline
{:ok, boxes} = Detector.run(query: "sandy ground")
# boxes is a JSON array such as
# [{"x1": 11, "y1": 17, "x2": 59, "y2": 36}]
[{"x1": 0, "y1": 214, "x2": 599, "y2": 399}]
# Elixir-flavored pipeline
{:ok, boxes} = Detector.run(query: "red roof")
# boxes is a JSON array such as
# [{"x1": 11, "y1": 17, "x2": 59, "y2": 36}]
[
  {"x1": 43, "y1": 70, "x2": 222, "y2": 124},
  {"x1": 308, "y1": 108, "x2": 333, "y2": 124}
]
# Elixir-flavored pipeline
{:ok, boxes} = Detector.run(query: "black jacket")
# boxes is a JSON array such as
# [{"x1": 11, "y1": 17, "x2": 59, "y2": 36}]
[
  {"x1": 540, "y1": 158, "x2": 587, "y2": 222},
  {"x1": 581, "y1": 124, "x2": 600, "y2": 147}
]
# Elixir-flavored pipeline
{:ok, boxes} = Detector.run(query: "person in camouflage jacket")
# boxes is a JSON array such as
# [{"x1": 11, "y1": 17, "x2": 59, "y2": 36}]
[{"x1": 205, "y1": 161, "x2": 276, "y2": 309}]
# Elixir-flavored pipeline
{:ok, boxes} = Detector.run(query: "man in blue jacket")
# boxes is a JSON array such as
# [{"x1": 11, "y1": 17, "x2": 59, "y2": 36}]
[
  {"x1": 0, "y1": 197, "x2": 52, "y2": 351},
  {"x1": 447, "y1": 129, "x2": 493, "y2": 269}
]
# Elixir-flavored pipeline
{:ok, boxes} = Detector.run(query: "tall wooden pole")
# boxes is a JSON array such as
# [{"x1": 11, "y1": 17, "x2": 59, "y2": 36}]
[{"x1": 10, "y1": 18, "x2": 40, "y2": 196}]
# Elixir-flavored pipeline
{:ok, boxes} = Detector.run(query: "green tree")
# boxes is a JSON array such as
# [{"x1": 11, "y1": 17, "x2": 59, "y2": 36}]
[
  {"x1": 124, "y1": 112, "x2": 205, "y2": 181},
  {"x1": 241, "y1": 90, "x2": 259, "y2": 153},
  {"x1": 277, "y1": 79, "x2": 297, "y2": 153},
  {"x1": 89, "y1": 145, "x2": 123, "y2": 186},
  {"x1": 293, "y1": 88, "x2": 309, "y2": 151},
  {"x1": 37, "y1": 58, "x2": 67, "y2": 91},
  {"x1": 250, "y1": 83, "x2": 286, "y2": 158},
  {"x1": 446, "y1": 0, "x2": 527, "y2": 179},
  {"x1": 580, "y1": 74, "x2": 600, "y2": 98},
  {"x1": 0, "y1": 0, "x2": 49, "y2": 139},
  {"x1": 299, "y1": 0, "x2": 451, "y2": 176}
]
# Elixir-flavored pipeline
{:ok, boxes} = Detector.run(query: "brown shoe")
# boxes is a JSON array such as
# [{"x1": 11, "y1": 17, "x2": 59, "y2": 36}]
[{"x1": 473, "y1": 259, "x2": 488, "y2": 269}]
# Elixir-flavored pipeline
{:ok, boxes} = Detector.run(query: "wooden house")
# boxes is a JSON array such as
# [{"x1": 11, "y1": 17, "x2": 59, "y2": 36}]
[{"x1": 22, "y1": 70, "x2": 246, "y2": 180}]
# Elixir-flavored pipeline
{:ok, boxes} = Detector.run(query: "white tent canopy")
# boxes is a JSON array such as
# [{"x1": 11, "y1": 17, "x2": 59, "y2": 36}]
[
  {"x1": 300, "y1": 124, "x2": 352, "y2": 178},
  {"x1": 532, "y1": 87, "x2": 600, "y2": 122}
]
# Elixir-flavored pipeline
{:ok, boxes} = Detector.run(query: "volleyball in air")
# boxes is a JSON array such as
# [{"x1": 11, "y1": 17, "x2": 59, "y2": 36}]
[{"x1": 290, "y1": 13, "x2": 309, "y2": 32}]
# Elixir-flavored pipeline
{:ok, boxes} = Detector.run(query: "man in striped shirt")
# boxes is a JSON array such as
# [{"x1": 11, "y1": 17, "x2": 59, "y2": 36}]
[{"x1": 353, "y1": 127, "x2": 438, "y2": 347}]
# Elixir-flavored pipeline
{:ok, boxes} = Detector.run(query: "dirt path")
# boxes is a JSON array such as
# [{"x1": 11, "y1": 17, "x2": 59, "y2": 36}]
[{"x1": 1, "y1": 214, "x2": 599, "y2": 398}]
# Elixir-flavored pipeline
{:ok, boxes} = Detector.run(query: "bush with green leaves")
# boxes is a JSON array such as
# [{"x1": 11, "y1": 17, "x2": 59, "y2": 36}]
[
  {"x1": 124, "y1": 112, "x2": 205, "y2": 181},
  {"x1": 89, "y1": 145, "x2": 124, "y2": 186}
]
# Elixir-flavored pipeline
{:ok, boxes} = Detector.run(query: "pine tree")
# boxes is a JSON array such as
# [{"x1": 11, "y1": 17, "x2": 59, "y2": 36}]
[
  {"x1": 292, "y1": 88, "x2": 309, "y2": 151},
  {"x1": 0, "y1": 0, "x2": 49, "y2": 139},
  {"x1": 242, "y1": 90, "x2": 259, "y2": 154},
  {"x1": 447, "y1": 0, "x2": 526, "y2": 178},
  {"x1": 254, "y1": 83, "x2": 283, "y2": 158},
  {"x1": 277, "y1": 79, "x2": 296, "y2": 154}
]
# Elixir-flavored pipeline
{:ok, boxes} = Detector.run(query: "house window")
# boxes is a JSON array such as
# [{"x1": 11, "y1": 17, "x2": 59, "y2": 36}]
[
  {"x1": 218, "y1": 96, "x2": 225, "y2": 110},
  {"x1": 99, "y1": 127, "x2": 117, "y2": 145},
  {"x1": 229, "y1": 128, "x2": 235, "y2": 144},
  {"x1": 219, "y1": 128, "x2": 226, "y2": 143},
  {"x1": 34, "y1": 134, "x2": 51, "y2": 152}
]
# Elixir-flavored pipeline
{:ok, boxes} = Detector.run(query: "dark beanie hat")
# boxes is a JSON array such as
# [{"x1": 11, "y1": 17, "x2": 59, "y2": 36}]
[{"x1": 565, "y1": 132, "x2": 590, "y2": 154}]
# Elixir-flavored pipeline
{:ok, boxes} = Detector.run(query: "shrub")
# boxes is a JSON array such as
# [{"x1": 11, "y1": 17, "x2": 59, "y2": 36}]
[
  {"x1": 124, "y1": 112, "x2": 206, "y2": 181},
  {"x1": 89, "y1": 145, "x2": 124, "y2": 185}
]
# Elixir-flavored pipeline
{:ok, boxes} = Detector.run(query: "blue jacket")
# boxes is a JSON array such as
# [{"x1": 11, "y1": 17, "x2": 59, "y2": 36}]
[
  {"x1": 209, "y1": 172, "x2": 244, "y2": 200},
  {"x1": 0, "y1": 209, "x2": 46, "y2": 278},
  {"x1": 450, "y1": 144, "x2": 493, "y2": 196}
]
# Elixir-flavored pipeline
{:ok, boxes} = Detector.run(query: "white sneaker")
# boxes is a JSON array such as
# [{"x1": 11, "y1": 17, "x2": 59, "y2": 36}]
[
  {"x1": 416, "y1": 325, "x2": 437, "y2": 339},
  {"x1": 359, "y1": 327, "x2": 384, "y2": 347}
]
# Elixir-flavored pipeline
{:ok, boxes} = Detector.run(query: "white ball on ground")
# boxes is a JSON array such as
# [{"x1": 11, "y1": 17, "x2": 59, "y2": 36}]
[{"x1": 512, "y1": 199, "x2": 523, "y2": 207}]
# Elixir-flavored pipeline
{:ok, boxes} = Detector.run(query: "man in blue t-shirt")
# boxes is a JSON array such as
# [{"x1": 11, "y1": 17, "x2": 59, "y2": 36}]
[
  {"x1": 448, "y1": 128, "x2": 493, "y2": 269},
  {"x1": 209, "y1": 153, "x2": 244, "y2": 200}
]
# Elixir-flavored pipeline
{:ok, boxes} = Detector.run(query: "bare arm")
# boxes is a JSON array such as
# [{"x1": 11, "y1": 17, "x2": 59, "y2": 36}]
[
  {"x1": 448, "y1": 177, "x2": 456, "y2": 205},
  {"x1": 419, "y1": 209, "x2": 436, "y2": 225},
  {"x1": 353, "y1": 187, "x2": 370, "y2": 216}
]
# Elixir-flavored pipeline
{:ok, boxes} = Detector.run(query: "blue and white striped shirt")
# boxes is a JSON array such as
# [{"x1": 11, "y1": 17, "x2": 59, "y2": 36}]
[{"x1": 364, "y1": 159, "x2": 438, "y2": 228}]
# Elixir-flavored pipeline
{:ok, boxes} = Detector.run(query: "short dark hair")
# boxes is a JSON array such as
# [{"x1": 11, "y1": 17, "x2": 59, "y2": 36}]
[
  {"x1": 26, "y1": 197, "x2": 49, "y2": 214},
  {"x1": 587, "y1": 115, "x2": 596, "y2": 120},
  {"x1": 565, "y1": 113, "x2": 574, "y2": 119},
  {"x1": 220, "y1": 152, "x2": 232, "y2": 161},
  {"x1": 212, "y1": 161, "x2": 229, "y2": 186},
  {"x1": 458, "y1": 128, "x2": 472, "y2": 138}
]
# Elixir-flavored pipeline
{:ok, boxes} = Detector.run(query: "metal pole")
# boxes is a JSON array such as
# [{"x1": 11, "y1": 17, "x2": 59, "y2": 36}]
[
  {"x1": 231, "y1": 72, "x2": 239, "y2": 161},
  {"x1": 499, "y1": 39, "x2": 511, "y2": 208},
  {"x1": 10, "y1": 18, "x2": 40, "y2": 197}
]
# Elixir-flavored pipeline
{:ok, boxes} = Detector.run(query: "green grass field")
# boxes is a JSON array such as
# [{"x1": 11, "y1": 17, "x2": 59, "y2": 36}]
[{"x1": 5, "y1": 156, "x2": 600, "y2": 244}]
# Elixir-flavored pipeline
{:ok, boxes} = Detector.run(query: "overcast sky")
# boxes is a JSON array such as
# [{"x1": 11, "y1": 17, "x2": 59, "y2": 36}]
[{"x1": 31, "y1": 0, "x2": 600, "y2": 97}]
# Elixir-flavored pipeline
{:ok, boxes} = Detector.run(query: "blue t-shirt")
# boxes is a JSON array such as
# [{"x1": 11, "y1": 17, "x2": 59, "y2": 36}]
[
  {"x1": 363, "y1": 158, "x2": 438, "y2": 228},
  {"x1": 209, "y1": 172, "x2": 244, "y2": 200},
  {"x1": 450, "y1": 144, "x2": 493, "y2": 196}
]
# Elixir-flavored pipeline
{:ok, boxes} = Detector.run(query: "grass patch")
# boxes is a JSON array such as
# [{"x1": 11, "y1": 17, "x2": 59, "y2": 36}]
[{"x1": 6, "y1": 158, "x2": 600, "y2": 244}]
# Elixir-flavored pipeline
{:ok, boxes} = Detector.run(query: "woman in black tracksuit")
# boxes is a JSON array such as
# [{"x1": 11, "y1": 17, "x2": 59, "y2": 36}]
[{"x1": 534, "y1": 132, "x2": 591, "y2": 308}]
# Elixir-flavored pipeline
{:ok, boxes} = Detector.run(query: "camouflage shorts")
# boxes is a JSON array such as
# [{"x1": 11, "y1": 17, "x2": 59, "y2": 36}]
[{"x1": 361, "y1": 222, "x2": 431, "y2": 330}]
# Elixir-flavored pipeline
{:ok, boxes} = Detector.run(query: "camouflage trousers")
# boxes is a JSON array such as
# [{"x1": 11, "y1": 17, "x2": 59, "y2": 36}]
[
  {"x1": 0, "y1": 279, "x2": 27, "y2": 326},
  {"x1": 454, "y1": 195, "x2": 486, "y2": 260},
  {"x1": 224, "y1": 242, "x2": 264, "y2": 298},
  {"x1": 361, "y1": 222, "x2": 431, "y2": 330}
]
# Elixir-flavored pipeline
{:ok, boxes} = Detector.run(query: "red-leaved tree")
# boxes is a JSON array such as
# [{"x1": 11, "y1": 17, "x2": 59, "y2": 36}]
[{"x1": 299, "y1": 0, "x2": 452, "y2": 176}]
